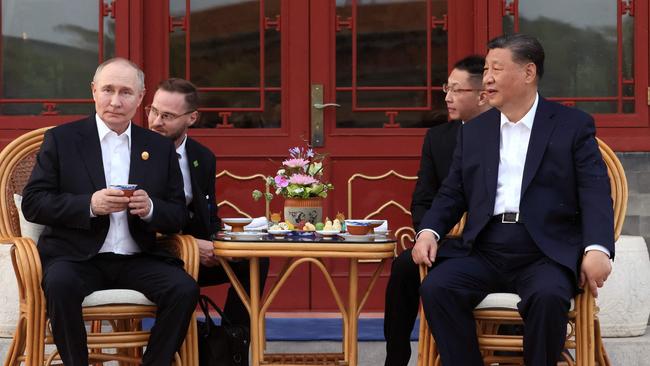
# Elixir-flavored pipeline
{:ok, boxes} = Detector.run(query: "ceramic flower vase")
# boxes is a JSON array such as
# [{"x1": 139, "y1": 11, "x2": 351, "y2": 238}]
[{"x1": 283, "y1": 197, "x2": 323, "y2": 226}]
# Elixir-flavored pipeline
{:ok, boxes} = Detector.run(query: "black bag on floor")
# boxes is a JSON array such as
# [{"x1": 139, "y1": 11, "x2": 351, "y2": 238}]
[{"x1": 197, "y1": 295, "x2": 250, "y2": 366}]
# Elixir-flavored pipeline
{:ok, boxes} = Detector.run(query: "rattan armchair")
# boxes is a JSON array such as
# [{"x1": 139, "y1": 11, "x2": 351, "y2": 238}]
[
  {"x1": 0, "y1": 127, "x2": 199, "y2": 366},
  {"x1": 417, "y1": 138, "x2": 627, "y2": 366}
]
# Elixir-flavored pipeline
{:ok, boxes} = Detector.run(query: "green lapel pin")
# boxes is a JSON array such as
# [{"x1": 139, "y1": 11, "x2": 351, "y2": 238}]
[{"x1": 193, "y1": 160, "x2": 199, "y2": 168}]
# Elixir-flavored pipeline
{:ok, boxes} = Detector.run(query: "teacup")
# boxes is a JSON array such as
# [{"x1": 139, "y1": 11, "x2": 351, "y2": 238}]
[{"x1": 109, "y1": 184, "x2": 138, "y2": 197}]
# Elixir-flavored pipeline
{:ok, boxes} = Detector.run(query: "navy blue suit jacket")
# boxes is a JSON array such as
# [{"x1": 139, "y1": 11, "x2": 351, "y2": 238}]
[
  {"x1": 421, "y1": 97, "x2": 614, "y2": 278},
  {"x1": 23, "y1": 116, "x2": 188, "y2": 267}
]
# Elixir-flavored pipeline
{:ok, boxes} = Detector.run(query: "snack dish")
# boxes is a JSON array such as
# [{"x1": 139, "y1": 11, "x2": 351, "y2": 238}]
[
  {"x1": 268, "y1": 229, "x2": 291, "y2": 237},
  {"x1": 315, "y1": 230, "x2": 341, "y2": 238}
]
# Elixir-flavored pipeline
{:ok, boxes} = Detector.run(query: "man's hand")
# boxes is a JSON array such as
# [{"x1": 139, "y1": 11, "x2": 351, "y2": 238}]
[
  {"x1": 91, "y1": 188, "x2": 130, "y2": 216},
  {"x1": 128, "y1": 189, "x2": 152, "y2": 218},
  {"x1": 196, "y1": 239, "x2": 220, "y2": 267},
  {"x1": 580, "y1": 250, "x2": 612, "y2": 298},
  {"x1": 412, "y1": 231, "x2": 439, "y2": 267}
]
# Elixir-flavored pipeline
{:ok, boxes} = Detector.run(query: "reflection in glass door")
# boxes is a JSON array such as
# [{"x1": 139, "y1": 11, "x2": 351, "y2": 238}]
[{"x1": 0, "y1": 0, "x2": 115, "y2": 117}]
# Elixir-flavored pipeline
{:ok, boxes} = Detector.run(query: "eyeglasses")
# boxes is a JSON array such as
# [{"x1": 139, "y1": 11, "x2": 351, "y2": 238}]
[
  {"x1": 145, "y1": 105, "x2": 195, "y2": 122},
  {"x1": 442, "y1": 83, "x2": 483, "y2": 94}
]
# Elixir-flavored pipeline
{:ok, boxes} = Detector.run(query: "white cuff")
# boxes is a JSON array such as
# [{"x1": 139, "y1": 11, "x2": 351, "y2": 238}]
[
  {"x1": 584, "y1": 244, "x2": 610, "y2": 258},
  {"x1": 416, "y1": 228, "x2": 440, "y2": 241},
  {"x1": 141, "y1": 198, "x2": 154, "y2": 222}
]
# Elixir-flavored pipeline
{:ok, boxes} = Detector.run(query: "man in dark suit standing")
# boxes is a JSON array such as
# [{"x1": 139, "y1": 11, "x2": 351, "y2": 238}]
[
  {"x1": 383, "y1": 55, "x2": 489, "y2": 366},
  {"x1": 22, "y1": 58, "x2": 199, "y2": 366},
  {"x1": 148, "y1": 78, "x2": 269, "y2": 350},
  {"x1": 413, "y1": 34, "x2": 614, "y2": 366}
]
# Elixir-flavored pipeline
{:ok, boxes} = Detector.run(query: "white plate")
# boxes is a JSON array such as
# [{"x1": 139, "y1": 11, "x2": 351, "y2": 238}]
[
  {"x1": 268, "y1": 229, "x2": 291, "y2": 236},
  {"x1": 224, "y1": 231, "x2": 265, "y2": 240},
  {"x1": 316, "y1": 230, "x2": 341, "y2": 237},
  {"x1": 222, "y1": 218, "x2": 253, "y2": 225}
]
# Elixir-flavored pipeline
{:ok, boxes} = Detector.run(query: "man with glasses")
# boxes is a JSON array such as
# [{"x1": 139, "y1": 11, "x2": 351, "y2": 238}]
[
  {"x1": 384, "y1": 55, "x2": 489, "y2": 366},
  {"x1": 148, "y1": 79, "x2": 269, "y2": 363}
]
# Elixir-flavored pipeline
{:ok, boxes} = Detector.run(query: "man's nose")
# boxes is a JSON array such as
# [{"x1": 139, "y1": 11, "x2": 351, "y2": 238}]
[{"x1": 110, "y1": 93, "x2": 121, "y2": 107}]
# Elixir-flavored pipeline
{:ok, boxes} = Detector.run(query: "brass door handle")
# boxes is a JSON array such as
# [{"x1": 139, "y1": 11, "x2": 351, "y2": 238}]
[
  {"x1": 311, "y1": 84, "x2": 340, "y2": 147},
  {"x1": 313, "y1": 103, "x2": 341, "y2": 109}
]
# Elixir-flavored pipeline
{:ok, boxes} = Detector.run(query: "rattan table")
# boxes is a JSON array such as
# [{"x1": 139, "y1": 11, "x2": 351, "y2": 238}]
[{"x1": 213, "y1": 233, "x2": 395, "y2": 366}]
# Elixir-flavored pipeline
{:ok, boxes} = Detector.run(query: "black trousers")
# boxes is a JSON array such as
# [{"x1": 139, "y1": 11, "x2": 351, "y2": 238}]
[
  {"x1": 41, "y1": 252, "x2": 200, "y2": 366},
  {"x1": 198, "y1": 258, "x2": 270, "y2": 327},
  {"x1": 420, "y1": 222, "x2": 575, "y2": 366},
  {"x1": 383, "y1": 248, "x2": 420, "y2": 366}
]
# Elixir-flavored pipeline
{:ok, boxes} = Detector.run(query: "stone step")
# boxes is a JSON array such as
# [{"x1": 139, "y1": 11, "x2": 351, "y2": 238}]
[{"x1": 4, "y1": 327, "x2": 647, "y2": 366}]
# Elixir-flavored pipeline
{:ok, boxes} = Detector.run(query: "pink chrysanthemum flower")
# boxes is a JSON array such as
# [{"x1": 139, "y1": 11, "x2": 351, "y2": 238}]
[
  {"x1": 289, "y1": 174, "x2": 318, "y2": 185},
  {"x1": 274, "y1": 175, "x2": 289, "y2": 188},
  {"x1": 283, "y1": 158, "x2": 309, "y2": 169}
]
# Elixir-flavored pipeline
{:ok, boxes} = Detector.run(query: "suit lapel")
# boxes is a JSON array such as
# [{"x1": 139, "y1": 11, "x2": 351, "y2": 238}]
[
  {"x1": 521, "y1": 97, "x2": 558, "y2": 195},
  {"x1": 77, "y1": 117, "x2": 107, "y2": 190},
  {"x1": 483, "y1": 110, "x2": 501, "y2": 206},
  {"x1": 128, "y1": 125, "x2": 149, "y2": 187},
  {"x1": 185, "y1": 136, "x2": 200, "y2": 192}
]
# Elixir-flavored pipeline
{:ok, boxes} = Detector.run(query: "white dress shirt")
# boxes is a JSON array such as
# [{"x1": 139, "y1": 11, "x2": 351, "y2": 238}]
[
  {"x1": 94, "y1": 116, "x2": 140, "y2": 254},
  {"x1": 176, "y1": 135, "x2": 194, "y2": 206},
  {"x1": 419, "y1": 94, "x2": 609, "y2": 257}
]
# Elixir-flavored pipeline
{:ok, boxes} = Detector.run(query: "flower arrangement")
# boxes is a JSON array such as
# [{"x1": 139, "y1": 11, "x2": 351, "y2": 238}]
[{"x1": 252, "y1": 146, "x2": 334, "y2": 201}]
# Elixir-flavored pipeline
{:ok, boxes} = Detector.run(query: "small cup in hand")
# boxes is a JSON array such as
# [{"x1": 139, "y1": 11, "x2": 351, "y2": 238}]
[{"x1": 109, "y1": 184, "x2": 138, "y2": 198}]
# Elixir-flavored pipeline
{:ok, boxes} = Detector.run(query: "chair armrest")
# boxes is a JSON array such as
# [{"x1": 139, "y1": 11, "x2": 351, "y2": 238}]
[
  {"x1": 157, "y1": 234, "x2": 199, "y2": 280},
  {"x1": 9, "y1": 236, "x2": 46, "y2": 313}
]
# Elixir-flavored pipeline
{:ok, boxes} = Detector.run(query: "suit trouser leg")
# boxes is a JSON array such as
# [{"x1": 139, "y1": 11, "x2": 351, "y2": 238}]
[
  {"x1": 41, "y1": 260, "x2": 106, "y2": 366},
  {"x1": 514, "y1": 257, "x2": 574, "y2": 366},
  {"x1": 383, "y1": 249, "x2": 420, "y2": 366},
  {"x1": 115, "y1": 255, "x2": 200, "y2": 366},
  {"x1": 419, "y1": 255, "x2": 501, "y2": 366}
]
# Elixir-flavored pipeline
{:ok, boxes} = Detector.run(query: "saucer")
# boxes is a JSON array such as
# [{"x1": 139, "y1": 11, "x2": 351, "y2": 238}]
[
  {"x1": 224, "y1": 231, "x2": 265, "y2": 240},
  {"x1": 339, "y1": 233, "x2": 374, "y2": 241}
]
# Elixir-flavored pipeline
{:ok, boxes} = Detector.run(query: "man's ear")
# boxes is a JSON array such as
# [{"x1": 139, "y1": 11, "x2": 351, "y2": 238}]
[
  {"x1": 187, "y1": 111, "x2": 199, "y2": 127},
  {"x1": 478, "y1": 90, "x2": 488, "y2": 106},
  {"x1": 524, "y1": 62, "x2": 537, "y2": 83}
]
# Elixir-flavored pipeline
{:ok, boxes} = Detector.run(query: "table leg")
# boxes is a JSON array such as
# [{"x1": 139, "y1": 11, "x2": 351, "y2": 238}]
[
  {"x1": 347, "y1": 258, "x2": 358, "y2": 366},
  {"x1": 249, "y1": 257, "x2": 261, "y2": 366}
]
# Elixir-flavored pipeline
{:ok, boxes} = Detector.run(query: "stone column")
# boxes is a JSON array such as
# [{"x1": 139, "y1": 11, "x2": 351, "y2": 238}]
[{"x1": 597, "y1": 235, "x2": 650, "y2": 337}]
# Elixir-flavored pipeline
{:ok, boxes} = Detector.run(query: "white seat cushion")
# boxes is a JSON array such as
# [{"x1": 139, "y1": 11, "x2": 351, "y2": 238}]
[
  {"x1": 82, "y1": 289, "x2": 154, "y2": 307},
  {"x1": 13, "y1": 194, "x2": 45, "y2": 243},
  {"x1": 476, "y1": 292, "x2": 575, "y2": 311}
]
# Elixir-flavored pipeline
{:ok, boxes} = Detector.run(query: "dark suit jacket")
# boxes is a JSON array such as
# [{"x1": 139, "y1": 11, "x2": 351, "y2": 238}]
[
  {"x1": 421, "y1": 97, "x2": 614, "y2": 278},
  {"x1": 411, "y1": 120, "x2": 461, "y2": 231},
  {"x1": 22, "y1": 116, "x2": 188, "y2": 266},
  {"x1": 182, "y1": 137, "x2": 220, "y2": 240}
]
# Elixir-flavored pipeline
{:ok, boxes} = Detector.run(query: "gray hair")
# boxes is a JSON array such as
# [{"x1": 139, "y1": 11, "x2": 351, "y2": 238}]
[{"x1": 93, "y1": 57, "x2": 145, "y2": 91}]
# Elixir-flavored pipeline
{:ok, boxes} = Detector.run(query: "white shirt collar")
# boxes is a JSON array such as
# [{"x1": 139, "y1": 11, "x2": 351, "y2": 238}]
[
  {"x1": 95, "y1": 114, "x2": 132, "y2": 145},
  {"x1": 176, "y1": 134, "x2": 188, "y2": 159},
  {"x1": 499, "y1": 93, "x2": 539, "y2": 130}
]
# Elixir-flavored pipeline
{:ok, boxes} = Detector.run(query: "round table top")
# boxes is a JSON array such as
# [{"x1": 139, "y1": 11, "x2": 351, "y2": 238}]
[{"x1": 213, "y1": 232, "x2": 396, "y2": 259}]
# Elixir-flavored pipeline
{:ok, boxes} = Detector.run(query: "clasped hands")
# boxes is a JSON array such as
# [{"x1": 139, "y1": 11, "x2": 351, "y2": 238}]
[
  {"x1": 412, "y1": 231, "x2": 612, "y2": 297},
  {"x1": 91, "y1": 188, "x2": 151, "y2": 218}
]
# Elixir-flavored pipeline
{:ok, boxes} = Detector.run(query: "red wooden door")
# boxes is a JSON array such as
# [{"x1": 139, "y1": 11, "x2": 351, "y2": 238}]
[{"x1": 142, "y1": 0, "x2": 478, "y2": 312}]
